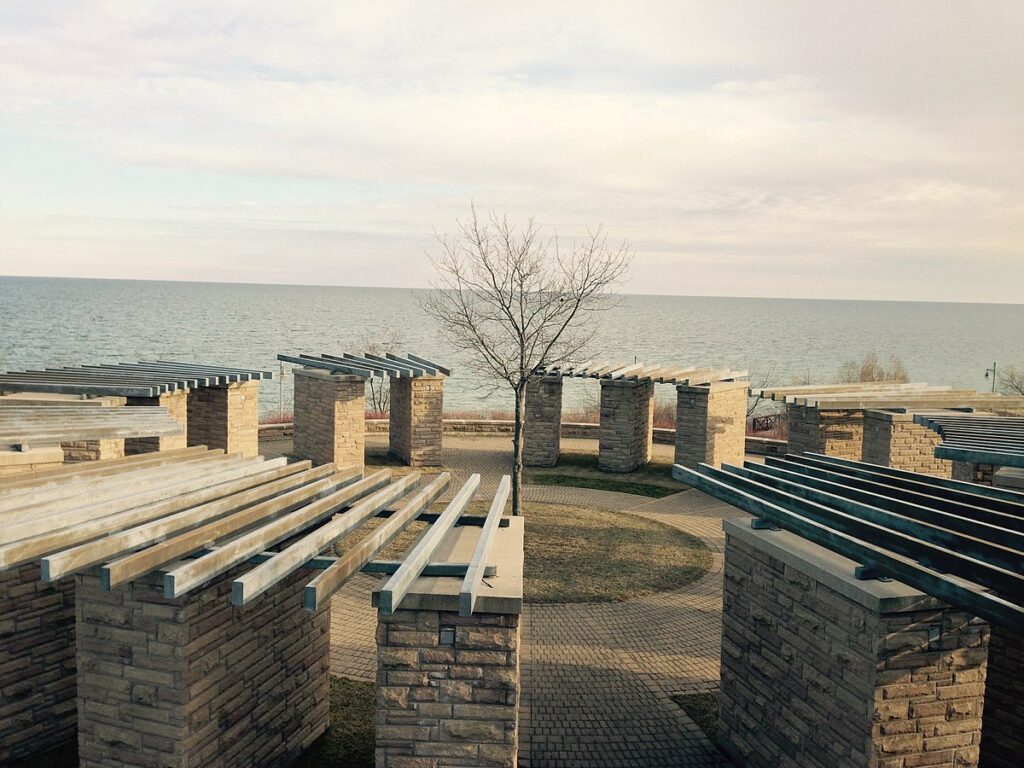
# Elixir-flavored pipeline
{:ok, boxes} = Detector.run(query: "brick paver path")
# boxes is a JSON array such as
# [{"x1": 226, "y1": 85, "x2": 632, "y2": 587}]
[{"x1": 261, "y1": 432, "x2": 741, "y2": 767}]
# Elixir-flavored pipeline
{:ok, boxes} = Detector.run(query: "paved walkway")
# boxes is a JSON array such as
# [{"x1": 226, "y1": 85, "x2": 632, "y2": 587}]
[{"x1": 262, "y1": 433, "x2": 742, "y2": 767}]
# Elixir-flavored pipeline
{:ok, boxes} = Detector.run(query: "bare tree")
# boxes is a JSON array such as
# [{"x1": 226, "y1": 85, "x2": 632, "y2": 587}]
[
  {"x1": 359, "y1": 330, "x2": 403, "y2": 416},
  {"x1": 837, "y1": 352, "x2": 909, "y2": 383},
  {"x1": 421, "y1": 207, "x2": 632, "y2": 515},
  {"x1": 1000, "y1": 366, "x2": 1024, "y2": 397}
]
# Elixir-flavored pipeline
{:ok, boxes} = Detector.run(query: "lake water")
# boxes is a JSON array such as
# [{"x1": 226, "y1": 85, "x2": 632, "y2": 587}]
[{"x1": 1, "y1": 276, "x2": 1020, "y2": 416}]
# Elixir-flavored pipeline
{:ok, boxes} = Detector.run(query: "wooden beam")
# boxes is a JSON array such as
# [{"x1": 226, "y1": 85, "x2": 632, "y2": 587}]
[
  {"x1": 378, "y1": 474, "x2": 481, "y2": 614},
  {"x1": 0, "y1": 446, "x2": 213, "y2": 491},
  {"x1": 459, "y1": 474, "x2": 511, "y2": 616},
  {"x1": 303, "y1": 473, "x2": 452, "y2": 611}
]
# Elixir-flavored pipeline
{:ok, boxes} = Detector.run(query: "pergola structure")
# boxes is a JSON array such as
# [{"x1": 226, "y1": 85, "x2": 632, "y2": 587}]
[
  {"x1": 0, "y1": 361, "x2": 272, "y2": 458},
  {"x1": 751, "y1": 382, "x2": 1024, "y2": 462},
  {"x1": 915, "y1": 413, "x2": 1024, "y2": 469},
  {"x1": 675, "y1": 452, "x2": 1024, "y2": 768},
  {"x1": 0, "y1": 451, "x2": 522, "y2": 766},
  {"x1": 279, "y1": 351, "x2": 450, "y2": 468},
  {"x1": 528, "y1": 360, "x2": 749, "y2": 472}
]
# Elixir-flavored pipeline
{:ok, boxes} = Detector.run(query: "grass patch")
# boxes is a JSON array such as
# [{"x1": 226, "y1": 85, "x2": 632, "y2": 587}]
[
  {"x1": 672, "y1": 691, "x2": 720, "y2": 741},
  {"x1": 521, "y1": 501, "x2": 711, "y2": 602},
  {"x1": 525, "y1": 451, "x2": 689, "y2": 498},
  {"x1": 294, "y1": 677, "x2": 375, "y2": 767}
]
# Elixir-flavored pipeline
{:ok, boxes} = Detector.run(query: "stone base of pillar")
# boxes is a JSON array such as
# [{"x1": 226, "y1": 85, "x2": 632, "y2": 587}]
[
  {"x1": 389, "y1": 376, "x2": 444, "y2": 466},
  {"x1": 293, "y1": 369, "x2": 366, "y2": 469},
  {"x1": 598, "y1": 379, "x2": 654, "y2": 473},
  {"x1": 720, "y1": 519, "x2": 988, "y2": 768},
  {"x1": 524, "y1": 377, "x2": 563, "y2": 467},
  {"x1": 953, "y1": 461, "x2": 995, "y2": 485},
  {"x1": 187, "y1": 381, "x2": 260, "y2": 457},
  {"x1": 75, "y1": 567, "x2": 330, "y2": 768},
  {"x1": 787, "y1": 405, "x2": 865, "y2": 460},
  {"x1": 979, "y1": 624, "x2": 1024, "y2": 767},
  {"x1": 125, "y1": 389, "x2": 189, "y2": 454},
  {"x1": 674, "y1": 381, "x2": 747, "y2": 469},
  {"x1": 61, "y1": 438, "x2": 125, "y2": 463},
  {"x1": 862, "y1": 410, "x2": 952, "y2": 476},
  {"x1": 0, "y1": 564, "x2": 77, "y2": 764}
]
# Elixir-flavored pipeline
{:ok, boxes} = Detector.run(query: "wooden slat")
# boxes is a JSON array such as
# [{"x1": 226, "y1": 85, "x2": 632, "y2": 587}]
[
  {"x1": 378, "y1": 474, "x2": 481, "y2": 614},
  {"x1": 303, "y1": 473, "x2": 452, "y2": 611},
  {"x1": 460, "y1": 475, "x2": 511, "y2": 616},
  {"x1": 230, "y1": 472, "x2": 423, "y2": 606},
  {"x1": 0, "y1": 446, "x2": 213, "y2": 491}
]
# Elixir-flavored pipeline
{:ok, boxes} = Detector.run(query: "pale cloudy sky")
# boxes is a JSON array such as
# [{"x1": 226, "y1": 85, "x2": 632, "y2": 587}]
[{"x1": 0, "y1": 2, "x2": 1022, "y2": 302}]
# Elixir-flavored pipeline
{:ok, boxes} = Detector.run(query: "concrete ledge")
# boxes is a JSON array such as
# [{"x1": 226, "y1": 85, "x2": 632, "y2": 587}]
[
  {"x1": 994, "y1": 466, "x2": 1024, "y2": 491},
  {"x1": 723, "y1": 517, "x2": 944, "y2": 614}
]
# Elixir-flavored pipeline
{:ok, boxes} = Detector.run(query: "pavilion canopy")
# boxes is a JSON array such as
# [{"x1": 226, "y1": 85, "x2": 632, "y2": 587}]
[
  {"x1": 534, "y1": 361, "x2": 747, "y2": 385},
  {"x1": 915, "y1": 413, "x2": 1024, "y2": 469},
  {"x1": 750, "y1": 382, "x2": 1024, "y2": 410},
  {"x1": 0, "y1": 361, "x2": 273, "y2": 398},
  {"x1": 674, "y1": 452, "x2": 1024, "y2": 632},
  {"x1": 278, "y1": 352, "x2": 450, "y2": 380}
]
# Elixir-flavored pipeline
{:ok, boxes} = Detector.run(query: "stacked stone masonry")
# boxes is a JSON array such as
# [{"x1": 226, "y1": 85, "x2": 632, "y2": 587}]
[
  {"x1": 390, "y1": 376, "x2": 444, "y2": 467},
  {"x1": 674, "y1": 381, "x2": 748, "y2": 469},
  {"x1": 293, "y1": 369, "x2": 366, "y2": 469},
  {"x1": 788, "y1": 405, "x2": 865, "y2": 460},
  {"x1": 979, "y1": 624, "x2": 1024, "y2": 767},
  {"x1": 75, "y1": 566, "x2": 330, "y2": 768},
  {"x1": 125, "y1": 389, "x2": 189, "y2": 455},
  {"x1": 720, "y1": 526, "x2": 989, "y2": 768},
  {"x1": 598, "y1": 379, "x2": 654, "y2": 473},
  {"x1": 862, "y1": 411, "x2": 953, "y2": 477},
  {"x1": 0, "y1": 564, "x2": 77, "y2": 763},
  {"x1": 376, "y1": 608, "x2": 520, "y2": 768},
  {"x1": 523, "y1": 377, "x2": 562, "y2": 468},
  {"x1": 952, "y1": 461, "x2": 995, "y2": 486},
  {"x1": 61, "y1": 438, "x2": 125, "y2": 463},
  {"x1": 187, "y1": 381, "x2": 259, "y2": 458}
]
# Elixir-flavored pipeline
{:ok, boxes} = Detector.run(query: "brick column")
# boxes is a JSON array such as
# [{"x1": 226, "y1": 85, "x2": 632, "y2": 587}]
[
  {"x1": 293, "y1": 368, "x2": 365, "y2": 469},
  {"x1": 674, "y1": 380, "x2": 748, "y2": 469},
  {"x1": 376, "y1": 610, "x2": 520, "y2": 767},
  {"x1": 523, "y1": 376, "x2": 562, "y2": 467},
  {"x1": 389, "y1": 376, "x2": 444, "y2": 467},
  {"x1": 862, "y1": 410, "x2": 952, "y2": 477},
  {"x1": 75, "y1": 567, "x2": 330, "y2": 768},
  {"x1": 187, "y1": 381, "x2": 260, "y2": 457},
  {"x1": 124, "y1": 389, "x2": 189, "y2": 454},
  {"x1": 598, "y1": 379, "x2": 654, "y2": 473},
  {"x1": 787, "y1": 404, "x2": 865, "y2": 460},
  {"x1": 720, "y1": 519, "x2": 989, "y2": 768},
  {"x1": 0, "y1": 565, "x2": 77, "y2": 763},
  {"x1": 979, "y1": 625, "x2": 1024, "y2": 767},
  {"x1": 952, "y1": 461, "x2": 995, "y2": 485}
]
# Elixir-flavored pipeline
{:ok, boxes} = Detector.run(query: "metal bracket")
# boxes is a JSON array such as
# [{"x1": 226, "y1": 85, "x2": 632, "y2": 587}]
[{"x1": 854, "y1": 564, "x2": 892, "y2": 582}]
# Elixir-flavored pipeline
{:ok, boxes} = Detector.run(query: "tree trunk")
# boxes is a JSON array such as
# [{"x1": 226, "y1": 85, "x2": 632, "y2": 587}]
[{"x1": 511, "y1": 382, "x2": 527, "y2": 515}]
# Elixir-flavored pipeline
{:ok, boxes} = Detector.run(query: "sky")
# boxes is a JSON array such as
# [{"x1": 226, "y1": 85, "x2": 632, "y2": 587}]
[{"x1": 0, "y1": 2, "x2": 1022, "y2": 302}]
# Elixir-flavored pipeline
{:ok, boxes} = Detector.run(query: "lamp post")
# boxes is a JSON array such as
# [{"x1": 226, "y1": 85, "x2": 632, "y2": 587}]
[{"x1": 984, "y1": 362, "x2": 998, "y2": 393}]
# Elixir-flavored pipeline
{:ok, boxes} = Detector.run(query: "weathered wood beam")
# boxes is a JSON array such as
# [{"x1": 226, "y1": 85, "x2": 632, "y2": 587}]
[{"x1": 460, "y1": 474, "x2": 511, "y2": 616}]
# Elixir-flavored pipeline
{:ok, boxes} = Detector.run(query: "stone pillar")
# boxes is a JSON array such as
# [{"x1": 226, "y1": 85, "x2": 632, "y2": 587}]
[
  {"x1": 61, "y1": 438, "x2": 125, "y2": 463},
  {"x1": 187, "y1": 380, "x2": 260, "y2": 458},
  {"x1": 674, "y1": 380, "x2": 748, "y2": 469},
  {"x1": 862, "y1": 410, "x2": 952, "y2": 477},
  {"x1": 124, "y1": 389, "x2": 189, "y2": 454},
  {"x1": 0, "y1": 444, "x2": 65, "y2": 477},
  {"x1": 0, "y1": 564, "x2": 77, "y2": 763},
  {"x1": 376, "y1": 611, "x2": 520, "y2": 767},
  {"x1": 952, "y1": 461, "x2": 995, "y2": 485},
  {"x1": 293, "y1": 368, "x2": 365, "y2": 469},
  {"x1": 787, "y1": 404, "x2": 865, "y2": 460},
  {"x1": 598, "y1": 379, "x2": 654, "y2": 473},
  {"x1": 979, "y1": 624, "x2": 1024, "y2": 767},
  {"x1": 389, "y1": 376, "x2": 444, "y2": 467},
  {"x1": 75, "y1": 567, "x2": 330, "y2": 768},
  {"x1": 720, "y1": 519, "x2": 989, "y2": 768},
  {"x1": 523, "y1": 376, "x2": 562, "y2": 468}
]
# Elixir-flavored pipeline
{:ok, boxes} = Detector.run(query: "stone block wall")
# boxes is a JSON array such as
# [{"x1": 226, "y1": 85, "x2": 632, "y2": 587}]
[
  {"x1": 125, "y1": 389, "x2": 189, "y2": 454},
  {"x1": 788, "y1": 405, "x2": 865, "y2": 460},
  {"x1": 523, "y1": 377, "x2": 563, "y2": 468},
  {"x1": 674, "y1": 381, "x2": 748, "y2": 469},
  {"x1": 862, "y1": 411, "x2": 952, "y2": 477},
  {"x1": 0, "y1": 564, "x2": 77, "y2": 763},
  {"x1": 390, "y1": 376, "x2": 444, "y2": 467},
  {"x1": 720, "y1": 521, "x2": 989, "y2": 768},
  {"x1": 61, "y1": 438, "x2": 125, "y2": 463},
  {"x1": 979, "y1": 624, "x2": 1024, "y2": 767},
  {"x1": 187, "y1": 381, "x2": 260, "y2": 457},
  {"x1": 0, "y1": 445, "x2": 65, "y2": 477},
  {"x1": 376, "y1": 608, "x2": 520, "y2": 767},
  {"x1": 598, "y1": 379, "x2": 654, "y2": 473},
  {"x1": 75, "y1": 566, "x2": 330, "y2": 768},
  {"x1": 952, "y1": 461, "x2": 995, "y2": 485},
  {"x1": 293, "y1": 369, "x2": 366, "y2": 469}
]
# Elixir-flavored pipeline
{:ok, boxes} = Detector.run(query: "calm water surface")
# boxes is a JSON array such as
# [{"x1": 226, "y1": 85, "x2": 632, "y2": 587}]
[{"x1": 1, "y1": 276, "x2": 1021, "y2": 415}]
